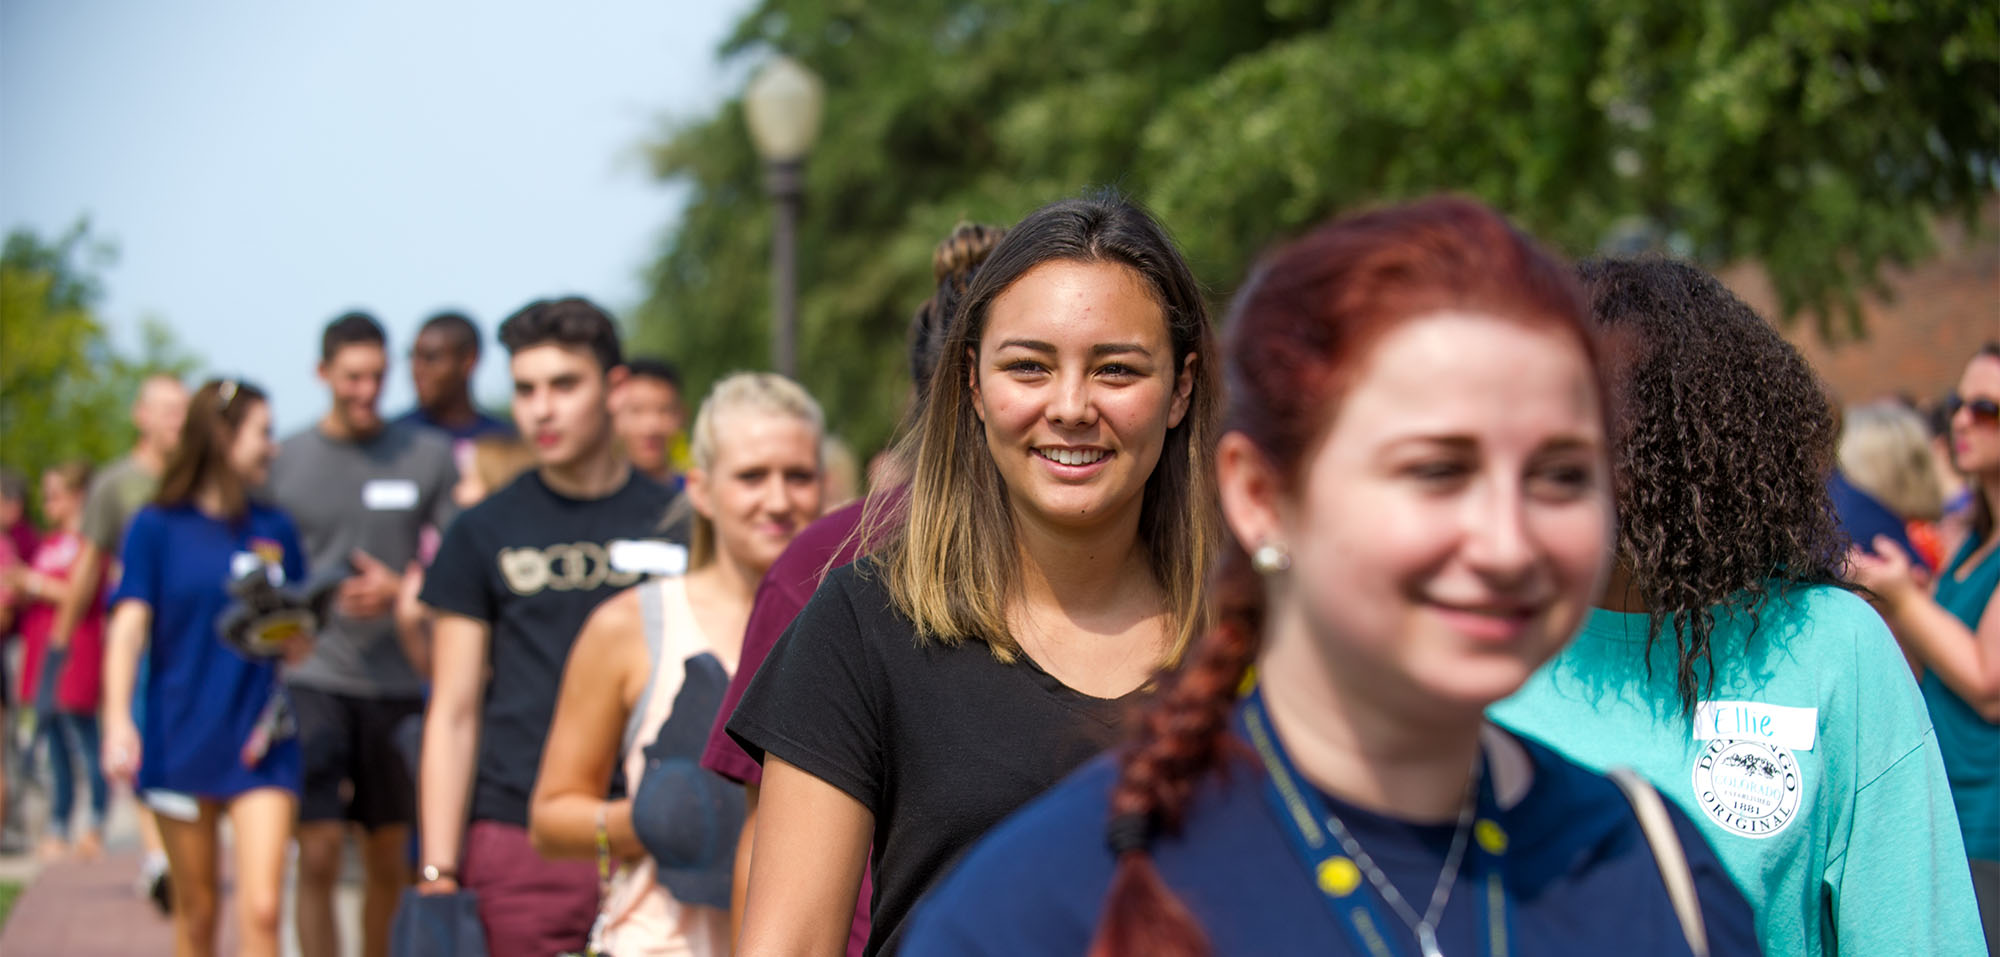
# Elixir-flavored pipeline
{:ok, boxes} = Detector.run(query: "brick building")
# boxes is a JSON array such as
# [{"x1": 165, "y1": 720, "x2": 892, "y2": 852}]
[{"x1": 1719, "y1": 201, "x2": 1999, "y2": 411}]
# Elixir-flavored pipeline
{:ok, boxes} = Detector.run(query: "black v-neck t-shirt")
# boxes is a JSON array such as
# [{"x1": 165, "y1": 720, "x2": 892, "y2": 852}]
[{"x1": 728, "y1": 561, "x2": 1140, "y2": 956}]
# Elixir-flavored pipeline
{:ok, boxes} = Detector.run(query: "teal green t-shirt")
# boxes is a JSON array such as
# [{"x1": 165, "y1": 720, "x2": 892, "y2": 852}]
[
  {"x1": 1928, "y1": 536, "x2": 2000, "y2": 861},
  {"x1": 1491, "y1": 585, "x2": 1983, "y2": 957}
]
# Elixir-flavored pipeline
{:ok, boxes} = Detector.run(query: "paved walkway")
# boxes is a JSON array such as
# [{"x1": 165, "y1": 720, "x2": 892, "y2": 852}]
[
  {"x1": 0, "y1": 787, "x2": 363, "y2": 956},
  {"x1": 1, "y1": 849, "x2": 189, "y2": 954}
]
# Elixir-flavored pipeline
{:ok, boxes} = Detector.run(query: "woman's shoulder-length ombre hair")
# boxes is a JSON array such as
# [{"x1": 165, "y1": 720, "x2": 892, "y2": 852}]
[{"x1": 864, "y1": 190, "x2": 1222, "y2": 664}]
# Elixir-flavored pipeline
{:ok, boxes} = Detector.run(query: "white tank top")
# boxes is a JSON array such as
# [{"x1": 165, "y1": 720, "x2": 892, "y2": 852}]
[{"x1": 595, "y1": 576, "x2": 735, "y2": 957}]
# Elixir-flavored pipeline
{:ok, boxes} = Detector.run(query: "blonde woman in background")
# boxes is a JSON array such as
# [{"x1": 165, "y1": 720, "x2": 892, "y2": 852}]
[
  {"x1": 530, "y1": 372, "x2": 826, "y2": 957},
  {"x1": 1843, "y1": 400, "x2": 1947, "y2": 569}
]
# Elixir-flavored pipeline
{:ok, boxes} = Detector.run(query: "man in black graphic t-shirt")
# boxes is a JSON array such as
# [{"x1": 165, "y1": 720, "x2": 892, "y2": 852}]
[{"x1": 416, "y1": 298, "x2": 682, "y2": 957}]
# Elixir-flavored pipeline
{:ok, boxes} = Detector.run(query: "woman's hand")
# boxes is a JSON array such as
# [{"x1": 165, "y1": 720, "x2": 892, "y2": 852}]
[
  {"x1": 103, "y1": 715, "x2": 142, "y2": 786},
  {"x1": 1848, "y1": 536, "x2": 1929, "y2": 609}
]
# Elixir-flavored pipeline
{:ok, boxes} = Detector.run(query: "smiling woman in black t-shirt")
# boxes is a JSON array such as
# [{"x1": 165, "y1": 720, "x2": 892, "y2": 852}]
[{"x1": 728, "y1": 192, "x2": 1221, "y2": 956}]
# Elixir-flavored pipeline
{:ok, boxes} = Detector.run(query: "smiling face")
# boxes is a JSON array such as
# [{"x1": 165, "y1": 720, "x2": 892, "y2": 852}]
[
  {"x1": 970, "y1": 259, "x2": 1194, "y2": 536},
  {"x1": 319, "y1": 342, "x2": 387, "y2": 438},
  {"x1": 1230, "y1": 312, "x2": 1611, "y2": 716},
  {"x1": 228, "y1": 399, "x2": 277, "y2": 489},
  {"x1": 510, "y1": 343, "x2": 617, "y2": 470},
  {"x1": 686, "y1": 410, "x2": 823, "y2": 576}
]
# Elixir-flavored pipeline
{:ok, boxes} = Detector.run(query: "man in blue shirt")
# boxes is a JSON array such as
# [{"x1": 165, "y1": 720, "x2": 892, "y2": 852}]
[{"x1": 398, "y1": 311, "x2": 514, "y2": 445}]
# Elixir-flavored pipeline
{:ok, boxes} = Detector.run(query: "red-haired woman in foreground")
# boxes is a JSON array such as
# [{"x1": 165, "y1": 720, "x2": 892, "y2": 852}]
[{"x1": 901, "y1": 198, "x2": 1762, "y2": 957}]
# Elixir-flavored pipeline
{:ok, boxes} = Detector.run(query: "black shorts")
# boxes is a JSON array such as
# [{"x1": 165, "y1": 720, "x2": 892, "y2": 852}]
[{"x1": 291, "y1": 686, "x2": 424, "y2": 830}]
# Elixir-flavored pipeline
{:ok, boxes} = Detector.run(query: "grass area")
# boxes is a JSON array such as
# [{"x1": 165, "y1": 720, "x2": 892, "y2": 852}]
[{"x1": 0, "y1": 880, "x2": 20, "y2": 932}]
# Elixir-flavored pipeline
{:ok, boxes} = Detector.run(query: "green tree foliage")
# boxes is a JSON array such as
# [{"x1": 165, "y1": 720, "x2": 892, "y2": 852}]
[
  {"x1": 637, "y1": 0, "x2": 1999, "y2": 457},
  {"x1": 0, "y1": 223, "x2": 201, "y2": 512}
]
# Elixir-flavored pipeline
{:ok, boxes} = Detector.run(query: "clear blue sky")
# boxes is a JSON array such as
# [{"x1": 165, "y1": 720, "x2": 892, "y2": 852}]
[{"x1": 2, "y1": 0, "x2": 754, "y2": 432}]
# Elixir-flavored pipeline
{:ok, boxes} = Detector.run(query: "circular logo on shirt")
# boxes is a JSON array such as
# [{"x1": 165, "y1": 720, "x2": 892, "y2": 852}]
[
  {"x1": 1691, "y1": 739, "x2": 1801, "y2": 839},
  {"x1": 497, "y1": 542, "x2": 638, "y2": 596}
]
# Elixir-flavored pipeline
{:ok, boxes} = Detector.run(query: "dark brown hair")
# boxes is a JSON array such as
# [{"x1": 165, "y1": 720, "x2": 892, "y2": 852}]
[
  {"x1": 155, "y1": 378, "x2": 269, "y2": 522},
  {"x1": 320, "y1": 310, "x2": 385, "y2": 364},
  {"x1": 1580, "y1": 259, "x2": 1850, "y2": 719},
  {"x1": 906, "y1": 222, "x2": 1007, "y2": 397},
  {"x1": 496, "y1": 297, "x2": 623, "y2": 374},
  {"x1": 1091, "y1": 197, "x2": 1595, "y2": 957}
]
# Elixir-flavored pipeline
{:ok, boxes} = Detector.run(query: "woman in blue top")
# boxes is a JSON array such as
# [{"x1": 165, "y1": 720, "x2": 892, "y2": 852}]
[
  {"x1": 1852, "y1": 341, "x2": 2000, "y2": 950},
  {"x1": 101, "y1": 379, "x2": 308, "y2": 957},
  {"x1": 904, "y1": 198, "x2": 1760, "y2": 957}
]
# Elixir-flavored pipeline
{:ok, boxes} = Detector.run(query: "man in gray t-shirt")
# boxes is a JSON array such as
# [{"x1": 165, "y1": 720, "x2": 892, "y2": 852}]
[
  {"x1": 266, "y1": 312, "x2": 455, "y2": 957},
  {"x1": 272, "y1": 421, "x2": 456, "y2": 695}
]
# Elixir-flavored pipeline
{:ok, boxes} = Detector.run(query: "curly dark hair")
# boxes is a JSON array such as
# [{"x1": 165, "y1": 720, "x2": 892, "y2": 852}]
[{"x1": 1582, "y1": 258, "x2": 1850, "y2": 718}]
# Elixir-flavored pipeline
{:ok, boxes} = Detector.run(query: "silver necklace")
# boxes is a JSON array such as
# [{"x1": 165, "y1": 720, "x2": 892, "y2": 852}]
[{"x1": 1319, "y1": 758, "x2": 1481, "y2": 957}]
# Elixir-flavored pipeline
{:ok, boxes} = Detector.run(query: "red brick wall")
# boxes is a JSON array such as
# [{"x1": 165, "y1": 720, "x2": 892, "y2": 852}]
[{"x1": 1717, "y1": 201, "x2": 2000, "y2": 408}]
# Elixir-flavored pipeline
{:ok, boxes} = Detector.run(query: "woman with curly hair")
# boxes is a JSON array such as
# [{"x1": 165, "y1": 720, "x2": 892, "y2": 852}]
[
  {"x1": 1490, "y1": 261, "x2": 1983, "y2": 956},
  {"x1": 902, "y1": 198, "x2": 1759, "y2": 957},
  {"x1": 1850, "y1": 342, "x2": 2000, "y2": 949}
]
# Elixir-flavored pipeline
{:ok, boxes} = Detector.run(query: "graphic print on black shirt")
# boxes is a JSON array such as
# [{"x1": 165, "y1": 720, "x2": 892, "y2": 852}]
[
  {"x1": 728, "y1": 561, "x2": 1142, "y2": 956},
  {"x1": 419, "y1": 468, "x2": 677, "y2": 827}
]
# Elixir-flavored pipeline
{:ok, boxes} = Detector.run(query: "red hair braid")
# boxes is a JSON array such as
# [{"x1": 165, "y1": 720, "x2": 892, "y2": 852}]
[{"x1": 1090, "y1": 547, "x2": 1263, "y2": 957}]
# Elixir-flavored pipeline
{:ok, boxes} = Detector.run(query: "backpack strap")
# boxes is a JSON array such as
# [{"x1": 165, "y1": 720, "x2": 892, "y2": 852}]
[
  {"x1": 620, "y1": 578, "x2": 667, "y2": 756},
  {"x1": 1607, "y1": 766, "x2": 1709, "y2": 957}
]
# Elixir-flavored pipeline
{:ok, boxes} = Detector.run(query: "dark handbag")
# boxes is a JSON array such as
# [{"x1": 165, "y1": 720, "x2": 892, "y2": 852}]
[
  {"x1": 629, "y1": 653, "x2": 746, "y2": 911},
  {"x1": 390, "y1": 886, "x2": 489, "y2": 957}
]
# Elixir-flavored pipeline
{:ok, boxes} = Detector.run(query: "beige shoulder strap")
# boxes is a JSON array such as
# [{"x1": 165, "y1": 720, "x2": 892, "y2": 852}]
[{"x1": 1607, "y1": 767, "x2": 1709, "y2": 957}]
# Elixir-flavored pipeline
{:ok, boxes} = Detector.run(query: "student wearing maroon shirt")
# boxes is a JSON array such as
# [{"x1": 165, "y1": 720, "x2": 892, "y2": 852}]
[{"x1": 8, "y1": 463, "x2": 107, "y2": 862}]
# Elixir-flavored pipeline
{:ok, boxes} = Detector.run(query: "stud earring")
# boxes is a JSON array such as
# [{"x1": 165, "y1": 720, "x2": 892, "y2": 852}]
[{"x1": 1251, "y1": 542, "x2": 1290, "y2": 575}]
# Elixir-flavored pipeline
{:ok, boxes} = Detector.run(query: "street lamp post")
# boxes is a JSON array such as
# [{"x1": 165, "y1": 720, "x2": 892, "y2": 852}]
[{"x1": 743, "y1": 55, "x2": 825, "y2": 379}]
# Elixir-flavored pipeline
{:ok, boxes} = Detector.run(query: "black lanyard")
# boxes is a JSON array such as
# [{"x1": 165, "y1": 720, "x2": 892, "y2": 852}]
[{"x1": 1239, "y1": 687, "x2": 1514, "y2": 957}]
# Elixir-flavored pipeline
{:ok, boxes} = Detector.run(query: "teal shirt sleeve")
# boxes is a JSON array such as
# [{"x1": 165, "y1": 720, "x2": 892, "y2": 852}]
[
  {"x1": 1821, "y1": 594, "x2": 1985, "y2": 957},
  {"x1": 1825, "y1": 731, "x2": 1984, "y2": 956}
]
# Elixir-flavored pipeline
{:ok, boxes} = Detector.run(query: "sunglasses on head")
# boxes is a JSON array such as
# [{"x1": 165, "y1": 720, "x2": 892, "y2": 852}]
[{"x1": 1947, "y1": 393, "x2": 2000, "y2": 426}]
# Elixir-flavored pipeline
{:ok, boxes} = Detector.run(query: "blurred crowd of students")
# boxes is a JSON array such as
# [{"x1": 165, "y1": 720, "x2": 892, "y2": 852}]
[{"x1": 0, "y1": 190, "x2": 1993, "y2": 957}]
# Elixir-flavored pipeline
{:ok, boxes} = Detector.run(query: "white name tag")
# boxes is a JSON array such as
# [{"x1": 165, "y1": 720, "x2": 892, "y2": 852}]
[
  {"x1": 1694, "y1": 700, "x2": 1817, "y2": 751},
  {"x1": 608, "y1": 539, "x2": 687, "y2": 577},
  {"x1": 362, "y1": 479, "x2": 420, "y2": 511}
]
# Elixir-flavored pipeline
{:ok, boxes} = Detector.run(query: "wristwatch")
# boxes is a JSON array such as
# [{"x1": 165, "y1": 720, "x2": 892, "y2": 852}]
[{"x1": 420, "y1": 864, "x2": 457, "y2": 884}]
